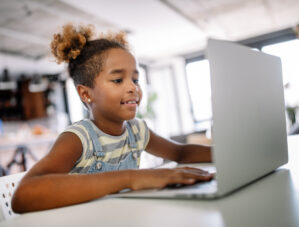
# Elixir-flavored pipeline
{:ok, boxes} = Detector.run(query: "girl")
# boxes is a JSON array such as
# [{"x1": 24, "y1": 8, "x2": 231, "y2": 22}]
[{"x1": 12, "y1": 24, "x2": 213, "y2": 213}]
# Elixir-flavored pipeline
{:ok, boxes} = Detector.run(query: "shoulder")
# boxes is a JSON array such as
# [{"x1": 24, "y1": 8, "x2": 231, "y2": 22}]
[
  {"x1": 64, "y1": 119, "x2": 92, "y2": 143},
  {"x1": 63, "y1": 119, "x2": 90, "y2": 148},
  {"x1": 24, "y1": 129, "x2": 83, "y2": 176},
  {"x1": 65, "y1": 119, "x2": 91, "y2": 131}
]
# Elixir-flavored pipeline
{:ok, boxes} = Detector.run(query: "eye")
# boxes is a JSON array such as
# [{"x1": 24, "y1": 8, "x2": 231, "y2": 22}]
[
  {"x1": 133, "y1": 79, "x2": 139, "y2": 84},
  {"x1": 112, "y1": 79, "x2": 122, "y2": 83}
]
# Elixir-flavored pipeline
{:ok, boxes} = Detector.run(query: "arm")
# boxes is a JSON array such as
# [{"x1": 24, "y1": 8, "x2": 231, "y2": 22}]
[
  {"x1": 12, "y1": 131, "x2": 213, "y2": 213},
  {"x1": 145, "y1": 130, "x2": 212, "y2": 163},
  {"x1": 12, "y1": 132, "x2": 132, "y2": 213}
]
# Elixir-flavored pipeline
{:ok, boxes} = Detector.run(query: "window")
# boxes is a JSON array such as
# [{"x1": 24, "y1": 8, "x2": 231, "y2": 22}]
[
  {"x1": 262, "y1": 39, "x2": 299, "y2": 106},
  {"x1": 262, "y1": 39, "x2": 299, "y2": 129},
  {"x1": 185, "y1": 30, "x2": 298, "y2": 132},
  {"x1": 185, "y1": 59, "x2": 212, "y2": 131}
]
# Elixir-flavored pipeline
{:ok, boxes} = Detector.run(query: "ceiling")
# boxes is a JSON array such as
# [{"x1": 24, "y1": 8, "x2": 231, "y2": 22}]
[{"x1": 0, "y1": 0, "x2": 299, "y2": 63}]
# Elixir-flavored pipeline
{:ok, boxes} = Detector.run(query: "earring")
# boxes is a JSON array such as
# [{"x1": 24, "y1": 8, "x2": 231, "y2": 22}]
[{"x1": 87, "y1": 98, "x2": 91, "y2": 103}]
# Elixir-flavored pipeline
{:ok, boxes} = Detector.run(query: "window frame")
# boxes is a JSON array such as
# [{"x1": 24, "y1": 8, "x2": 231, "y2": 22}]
[{"x1": 184, "y1": 27, "x2": 297, "y2": 127}]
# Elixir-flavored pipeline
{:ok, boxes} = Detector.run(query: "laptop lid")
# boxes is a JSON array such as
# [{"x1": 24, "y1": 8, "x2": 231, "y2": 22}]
[{"x1": 207, "y1": 39, "x2": 288, "y2": 196}]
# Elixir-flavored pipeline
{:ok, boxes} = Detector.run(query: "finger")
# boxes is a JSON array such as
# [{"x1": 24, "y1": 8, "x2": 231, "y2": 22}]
[
  {"x1": 176, "y1": 167, "x2": 209, "y2": 174},
  {"x1": 169, "y1": 170, "x2": 213, "y2": 184},
  {"x1": 195, "y1": 173, "x2": 214, "y2": 181},
  {"x1": 167, "y1": 178, "x2": 196, "y2": 186},
  {"x1": 169, "y1": 168, "x2": 212, "y2": 182},
  {"x1": 166, "y1": 178, "x2": 196, "y2": 188},
  {"x1": 176, "y1": 168, "x2": 211, "y2": 178},
  {"x1": 186, "y1": 168, "x2": 210, "y2": 175},
  {"x1": 182, "y1": 172, "x2": 214, "y2": 182}
]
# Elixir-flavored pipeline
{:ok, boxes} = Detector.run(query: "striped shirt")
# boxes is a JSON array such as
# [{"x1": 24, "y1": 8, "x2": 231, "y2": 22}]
[{"x1": 65, "y1": 118, "x2": 150, "y2": 174}]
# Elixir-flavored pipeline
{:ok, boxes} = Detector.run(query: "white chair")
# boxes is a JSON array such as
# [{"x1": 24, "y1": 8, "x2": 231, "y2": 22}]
[{"x1": 0, "y1": 172, "x2": 26, "y2": 221}]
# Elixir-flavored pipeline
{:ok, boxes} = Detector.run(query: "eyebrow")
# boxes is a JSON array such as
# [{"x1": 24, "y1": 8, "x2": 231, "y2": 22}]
[{"x1": 109, "y1": 69, "x2": 139, "y2": 75}]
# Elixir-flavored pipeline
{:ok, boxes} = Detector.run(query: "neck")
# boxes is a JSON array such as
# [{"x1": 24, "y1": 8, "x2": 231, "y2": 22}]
[{"x1": 90, "y1": 117, "x2": 126, "y2": 136}]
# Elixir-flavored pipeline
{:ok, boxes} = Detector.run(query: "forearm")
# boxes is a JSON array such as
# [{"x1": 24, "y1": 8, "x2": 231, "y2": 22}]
[
  {"x1": 12, "y1": 171, "x2": 132, "y2": 213},
  {"x1": 146, "y1": 130, "x2": 213, "y2": 164},
  {"x1": 12, "y1": 166, "x2": 215, "y2": 213},
  {"x1": 176, "y1": 144, "x2": 212, "y2": 163}
]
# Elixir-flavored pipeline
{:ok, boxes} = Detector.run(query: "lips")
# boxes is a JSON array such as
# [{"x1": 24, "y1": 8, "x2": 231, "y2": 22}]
[{"x1": 120, "y1": 98, "x2": 139, "y2": 105}]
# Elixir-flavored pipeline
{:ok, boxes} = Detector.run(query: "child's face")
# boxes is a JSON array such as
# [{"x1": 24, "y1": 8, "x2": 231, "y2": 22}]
[{"x1": 90, "y1": 48, "x2": 142, "y2": 122}]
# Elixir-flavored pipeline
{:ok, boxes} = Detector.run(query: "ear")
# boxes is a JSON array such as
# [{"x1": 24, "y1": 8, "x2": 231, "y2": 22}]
[{"x1": 77, "y1": 84, "x2": 92, "y2": 104}]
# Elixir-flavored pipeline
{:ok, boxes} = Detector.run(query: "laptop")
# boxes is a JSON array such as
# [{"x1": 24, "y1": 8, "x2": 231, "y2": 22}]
[{"x1": 114, "y1": 38, "x2": 289, "y2": 199}]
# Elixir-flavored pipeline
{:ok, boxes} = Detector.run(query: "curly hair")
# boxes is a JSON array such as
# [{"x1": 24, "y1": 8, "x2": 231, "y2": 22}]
[{"x1": 51, "y1": 24, "x2": 129, "y2": 88}]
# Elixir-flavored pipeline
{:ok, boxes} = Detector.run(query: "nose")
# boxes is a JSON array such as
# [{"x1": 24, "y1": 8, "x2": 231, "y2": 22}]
[{"x1": 126, "y1": 80, "x2": 139, "y2": 93}]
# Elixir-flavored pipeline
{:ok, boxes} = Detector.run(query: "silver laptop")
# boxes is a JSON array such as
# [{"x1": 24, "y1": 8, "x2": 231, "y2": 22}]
[{"x1": 114, "y1": 38, "x2": 289, "y2": 199}]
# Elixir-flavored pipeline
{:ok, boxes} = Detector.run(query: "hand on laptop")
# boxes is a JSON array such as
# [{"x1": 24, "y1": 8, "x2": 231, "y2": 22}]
[{"x1": 129, "y1": 167, "x2": 214, "y2": 191}]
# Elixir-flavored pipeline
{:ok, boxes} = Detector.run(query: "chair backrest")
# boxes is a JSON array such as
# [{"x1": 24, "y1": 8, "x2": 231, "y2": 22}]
[{"x1": 0, "y1": 172, "x2": 26, "y2": 221}]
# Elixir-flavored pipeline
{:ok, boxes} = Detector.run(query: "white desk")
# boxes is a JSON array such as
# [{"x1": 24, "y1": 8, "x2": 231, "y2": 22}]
[{"x1": 1, "y1": 136, "x2": 299, "y2": 227}]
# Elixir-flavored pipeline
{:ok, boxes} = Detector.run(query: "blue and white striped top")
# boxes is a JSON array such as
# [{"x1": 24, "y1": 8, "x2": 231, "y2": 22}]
[{"x1": 64, "y1": 118, "x2": 150, "y2": 174}]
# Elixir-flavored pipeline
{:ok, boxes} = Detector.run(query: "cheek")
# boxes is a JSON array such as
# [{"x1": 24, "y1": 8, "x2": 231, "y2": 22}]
[
  {"x1": 101, "y1": 91, "x2": 121, "y2": 104},
  {"x1": 92, "y1": 89, "x2": 113, "y2": 107}
]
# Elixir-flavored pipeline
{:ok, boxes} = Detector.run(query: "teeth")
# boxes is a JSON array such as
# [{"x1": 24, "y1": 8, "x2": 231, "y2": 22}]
[{"x1": 121, "y1": 100, "x2": 138, "y2": 104}]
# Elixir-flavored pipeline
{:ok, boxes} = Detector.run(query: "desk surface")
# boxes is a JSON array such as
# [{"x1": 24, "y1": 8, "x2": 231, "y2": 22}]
[{"x1": 1, "y1": 136, "x2": 299, "y2": 227}]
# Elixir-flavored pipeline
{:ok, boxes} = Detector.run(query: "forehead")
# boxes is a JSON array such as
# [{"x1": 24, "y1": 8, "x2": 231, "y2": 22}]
[{"x1": 103, "y1": 48, "x2": 137, "y2": 69}]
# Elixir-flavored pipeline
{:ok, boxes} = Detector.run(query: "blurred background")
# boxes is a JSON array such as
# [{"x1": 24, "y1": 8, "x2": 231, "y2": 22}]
[{"x1": 0, "y1": 0, "x2": 299, "y2": 174}]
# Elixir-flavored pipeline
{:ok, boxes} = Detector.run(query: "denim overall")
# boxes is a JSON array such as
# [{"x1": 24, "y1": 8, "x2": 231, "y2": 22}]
[{"x1": 80, "y1": 120, "x2": 139, "y2": 174}]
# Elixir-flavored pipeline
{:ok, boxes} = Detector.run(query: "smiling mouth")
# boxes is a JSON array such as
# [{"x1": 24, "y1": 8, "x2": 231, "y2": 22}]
[{"x1": 121, "y1": 100, "x2": 138, "y2": 105}]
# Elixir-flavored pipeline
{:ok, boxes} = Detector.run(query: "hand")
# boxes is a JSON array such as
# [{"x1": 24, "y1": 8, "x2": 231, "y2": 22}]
[{"x1": 129, "y1": 167, "x2": 214, "y2": 191}]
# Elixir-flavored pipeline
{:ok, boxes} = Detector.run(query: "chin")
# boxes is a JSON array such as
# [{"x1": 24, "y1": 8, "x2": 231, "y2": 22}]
[
  {"x1": 121, "y1": 113, "x2": 136, "y2": 121},
  {"x1": 127, "y1": 115, "x2": 136, "y2": 120}
]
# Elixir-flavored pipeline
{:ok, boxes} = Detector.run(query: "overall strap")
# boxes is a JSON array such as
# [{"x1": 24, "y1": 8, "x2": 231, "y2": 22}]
[
  {"x1": 126, "y1": 121, "x2": 137, "y2": 148},
  {"x1": 80, "y1": 120, "x2": 105, "y2": 157}
]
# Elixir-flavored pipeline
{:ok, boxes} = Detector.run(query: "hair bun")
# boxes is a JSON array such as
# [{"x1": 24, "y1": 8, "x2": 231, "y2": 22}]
[
  {"x1": 51, "y1": 24, "x2": 94, "y2": 63},
  {"x1": 101, "y1": 31, "x2": 129, "y2": 48}
]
